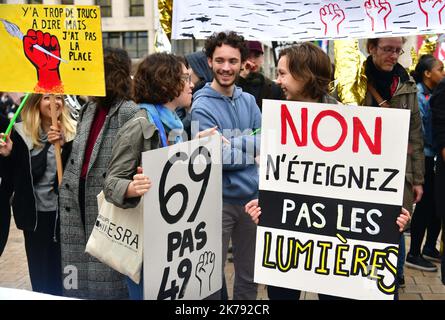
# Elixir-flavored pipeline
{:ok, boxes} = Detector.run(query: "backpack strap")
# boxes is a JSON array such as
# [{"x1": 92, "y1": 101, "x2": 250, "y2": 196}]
[{"x1": 367, "y1": 82, "x2": 391, "y2": 108}]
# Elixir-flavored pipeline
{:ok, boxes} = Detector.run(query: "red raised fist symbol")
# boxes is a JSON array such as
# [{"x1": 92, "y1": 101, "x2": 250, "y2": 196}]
[
  {"x1": 364, "y1": 0, "x2": 392, "y2": 31},
  {"x1": 320, "y1": 3, "x2": 345, "y2": 36},
  {"x1": 418, "y1": 0, "x2": 445, "y2": 27},
  {"x1": 23, "y1": 29, "x2": 62, "y2": 92}
]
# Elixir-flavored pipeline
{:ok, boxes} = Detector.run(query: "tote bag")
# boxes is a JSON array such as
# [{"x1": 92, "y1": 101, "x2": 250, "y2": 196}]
[{"x1": 85, "y1": 191, "x2": 143, "y2": 283}]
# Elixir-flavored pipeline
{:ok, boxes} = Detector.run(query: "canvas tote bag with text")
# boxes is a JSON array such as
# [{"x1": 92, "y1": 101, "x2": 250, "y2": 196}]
[{"x1": 86, "y1": 191, "x2": 143, "y2": 283}]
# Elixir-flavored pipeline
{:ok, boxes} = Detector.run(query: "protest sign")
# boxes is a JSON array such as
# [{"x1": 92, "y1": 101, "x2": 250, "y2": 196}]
[
  {"x1": 254, "y1": 100, "x2": 410, "y2": 300},
  {"x1": 0, "y1": 4, "x2": 104, "y2": 96},
  {"x1": 173, "y1": 0, "x2": 445, "y2": 40},
  {"x1": 142, "y1": 135, "x2": 222, "y2": 300}
]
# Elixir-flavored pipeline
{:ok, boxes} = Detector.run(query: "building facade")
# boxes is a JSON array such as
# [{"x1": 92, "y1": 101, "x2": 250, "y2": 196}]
[{"x1": 2, "y1": 0, "x2": 156, "y2": 59}]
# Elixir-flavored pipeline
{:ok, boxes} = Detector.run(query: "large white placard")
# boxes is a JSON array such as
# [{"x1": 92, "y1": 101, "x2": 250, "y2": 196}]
[
  {"x1": 254, "y1": 100, "x2": 410, "y2": 300},
  {"x1": 143, "y1": 135, "x2": 222, "y2": 300},
  {"x1": 173, "y1": 0, "x2": 445, "y2": 40}
]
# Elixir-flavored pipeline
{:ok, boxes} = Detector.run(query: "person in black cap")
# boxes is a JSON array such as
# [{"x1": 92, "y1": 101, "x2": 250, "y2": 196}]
[{"x1": 236, "y1": 41, "x2": 284, "y2": 111}]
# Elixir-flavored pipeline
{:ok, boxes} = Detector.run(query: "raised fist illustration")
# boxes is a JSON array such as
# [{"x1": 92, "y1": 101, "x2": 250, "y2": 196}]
[
  {"x1": 418, "y1": 0, "x2": 445, "y2": 27},
  {"x1": 23, "y1": 29, "x2": 62, "y2": 92},
  {"x1": 195, "y1": 251, "x2": 215, "y2": 296},
  {"x1": 320, "y1": 3, "x2": 345, "y2": 36},
  {"x1": 364, "y1": 0, "x2": 392, "y2": 31}
]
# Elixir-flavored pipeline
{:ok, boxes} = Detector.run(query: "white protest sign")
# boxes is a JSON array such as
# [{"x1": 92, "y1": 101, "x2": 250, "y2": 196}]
[
  {"x1": 143, "y1": 135, "x2": 222, "y2": 300},
  {"x1": 173, "y1": 0, "x2": 445, "y2": 40},
  {"x1": 254, "y1": 100, "x2": 410, "y2": 300}
]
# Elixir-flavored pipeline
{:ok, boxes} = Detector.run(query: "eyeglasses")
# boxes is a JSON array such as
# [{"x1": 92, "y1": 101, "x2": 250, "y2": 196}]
[
  {"x1": 377, "y1": 45, "x2": 404, "y2": 56},
  {"x1": 181, "y1": 74, "x2": 192, "y2": 84}
]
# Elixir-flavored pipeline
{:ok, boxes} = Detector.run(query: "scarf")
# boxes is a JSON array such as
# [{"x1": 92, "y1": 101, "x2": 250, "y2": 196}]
[
  {"x1": 139, "y1": 103, "x2": 184, "y2": 147},
  {"x1": 365, "y1": 56, "x2": 409, "y2": 106}
]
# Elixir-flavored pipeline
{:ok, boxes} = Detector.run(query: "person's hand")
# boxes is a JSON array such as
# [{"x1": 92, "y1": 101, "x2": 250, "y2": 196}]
[
  {"x1": 47, "y1": 121, "x2": 65, "y2": 146},
  {"x1": 245, "y1": 199, "x2": 261, "y2": 225},
  {"x1": 0, "y1": 133, "x2": 13, "y2": 157},
  {"x1": 125, "y1": 166, "x2": 152, "y2": 198},
  {"x1": 396, "y1": 207, "x2": 411, "y2": 232},
  {"x1": 240, "y1": 60, "x2": 256, "y2": 78},
  {"x1": 413, "y1": 184, "x2": 423, "y2": 203},
  {"x1": 195, "y1": 126, "x2": 230, "y2": 145},
  {"x1": 23, "y1": 29, "x2": 62, "y2": 91},
  {"x1": 195, "y1": 126, "x2": 218, "y2": 139},
  {"x1": 442, "y1": 147, "x2": 445, "y2": 162}
]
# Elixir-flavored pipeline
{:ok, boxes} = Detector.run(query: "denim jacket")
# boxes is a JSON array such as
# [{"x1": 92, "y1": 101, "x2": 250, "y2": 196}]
[{"x1": 417, "y1": 82, "x2": 435, "y2": 157}]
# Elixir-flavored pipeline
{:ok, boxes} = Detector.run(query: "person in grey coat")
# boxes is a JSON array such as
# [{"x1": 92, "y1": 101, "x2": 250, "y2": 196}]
[{"x1": 59, "y1": 48, "x2": 139, "y2": 299}]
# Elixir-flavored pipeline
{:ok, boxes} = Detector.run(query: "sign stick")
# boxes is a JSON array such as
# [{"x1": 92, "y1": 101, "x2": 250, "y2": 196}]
[{"x1": 50, "y1": 94, "x2": 63, "y2": 185}]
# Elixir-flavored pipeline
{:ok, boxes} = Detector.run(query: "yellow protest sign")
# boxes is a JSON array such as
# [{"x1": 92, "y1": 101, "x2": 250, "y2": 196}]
[{"x1": 0, "y1": 4, "x2": 105, "y2": 96}]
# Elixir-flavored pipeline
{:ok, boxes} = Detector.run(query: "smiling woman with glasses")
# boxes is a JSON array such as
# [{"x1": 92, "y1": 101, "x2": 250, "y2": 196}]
[
  {"x1": 181, "y1": 73, "x2": 193, "y2": 84},
  {"x1": 103, "y1": 53, "x2": 219, "y2": 299}
]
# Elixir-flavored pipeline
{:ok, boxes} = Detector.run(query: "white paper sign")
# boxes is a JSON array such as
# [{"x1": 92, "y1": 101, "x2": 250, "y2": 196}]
[
  {"x1": 173, "y1": 0, "x2": 445, "y2": 40},
  {"x1": 143, "y1": 135, "x2": 222, "y2": 300},
  {"x1": 254, "y1": 100, "x2": 410, "y2": 300}
]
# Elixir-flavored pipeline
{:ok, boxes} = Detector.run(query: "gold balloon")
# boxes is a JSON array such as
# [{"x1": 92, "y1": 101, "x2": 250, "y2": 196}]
[
  {"x1": 408, "y1": 35, "x2": 438, "y2": 73},
  {"x1": 158, "y1": 0, "x2": 172, "y2": 40},
  {"x1": 333, "y1": 40, "x2": 367, "y2": 106},
  {"x1": 419, "y1": 35, "x2": 438, "y2": 57},
  {"x1": 408, "y1": 46, "x2": 418, "y2": 74}
]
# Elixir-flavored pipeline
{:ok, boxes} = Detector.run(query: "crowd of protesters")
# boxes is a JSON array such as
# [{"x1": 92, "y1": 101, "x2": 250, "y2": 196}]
[{"x1": 0, "y1": 30, "x2": 444, "y2": 301}]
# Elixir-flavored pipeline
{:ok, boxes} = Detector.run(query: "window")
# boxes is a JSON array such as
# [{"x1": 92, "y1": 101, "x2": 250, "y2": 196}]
[
  {"x1": 27, "y1": 0, "x2": 43, "y2": 4},
  {"x1": 61, "y1": 0, "x2": 74, "y2": 4},
  {"x1": 123, "y1": 31, "x2": 148, "y2": 58},
  {"x1": 96, "y1": 0, "x2": 112, "y2": 18},
  {"x1": 129, "y1": 0, "x2": 144, "y2": 17},
  {"x1": 103, "y1": 31, "x2": 148, "y2": 59},
  {"x1": 102, "y1": 32, "x2": 121, "y2": 49}
]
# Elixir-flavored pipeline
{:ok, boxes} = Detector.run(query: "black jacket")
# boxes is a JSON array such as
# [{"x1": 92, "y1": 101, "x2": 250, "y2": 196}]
[
  {"x1": 430, "y1": 77, "x2": 445, "y2": 217},
  {"x1": 4, "y1": 123, "x2": 72, "y2": 232},
  {"x1": 0, "y1": 116, "x2": 13, "y2": 255},
  {"x1": 236, "y1": 72, "x2": 284, "y2": 110}
]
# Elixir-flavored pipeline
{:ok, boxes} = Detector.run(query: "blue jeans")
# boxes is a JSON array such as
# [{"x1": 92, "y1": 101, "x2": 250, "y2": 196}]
[{"x1": 126, "y1": 271, "x2": 143, "y2": 300}]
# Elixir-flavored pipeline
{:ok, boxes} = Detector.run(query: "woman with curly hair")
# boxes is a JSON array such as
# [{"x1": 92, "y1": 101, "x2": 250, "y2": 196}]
[
  {"x1": 104, "y1": 52, "x2": 218, "y2": 299},
  {"x1": 0, "y1": 93, "x2": 76, "y2": 295},
  {"x1": 58, "y1": 47, "x2": 139, "y2": 299}
]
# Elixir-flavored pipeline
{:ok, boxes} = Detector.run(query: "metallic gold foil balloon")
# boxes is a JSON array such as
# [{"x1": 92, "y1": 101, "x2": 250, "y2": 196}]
[
  {"x1": 333, "y1": 40, "x2": 367, "y2": 106},
  {"x1": 158, "y1": 0, "x2": 172, "y2": 40}
]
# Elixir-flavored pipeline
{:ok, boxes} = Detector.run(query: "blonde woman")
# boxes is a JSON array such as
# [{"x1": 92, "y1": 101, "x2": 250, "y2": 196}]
[{"x1": 0, "y1": 93, "x2": 75, "y2": 295}]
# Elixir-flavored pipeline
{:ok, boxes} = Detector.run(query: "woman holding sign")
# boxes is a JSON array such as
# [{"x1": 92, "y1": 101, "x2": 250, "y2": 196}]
[
  {"x1": 245, "y1": 43, "x2": 411, "y2": 300},
  {"x1": 0, "y1": 93, "x2": 76, "y2": 295}
]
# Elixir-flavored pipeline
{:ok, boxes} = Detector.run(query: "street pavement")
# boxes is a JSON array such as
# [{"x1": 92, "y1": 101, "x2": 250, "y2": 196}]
[{"x1": 1, "y1": 220, "x2": 444, "y2": 300}]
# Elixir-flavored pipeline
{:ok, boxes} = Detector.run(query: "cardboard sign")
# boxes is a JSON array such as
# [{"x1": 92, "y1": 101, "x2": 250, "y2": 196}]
[
  {"x1": 254, "y1": 100, "x2": 410, "y2": 300},
  {"x1": 143, "y1": 135, "x2": 222, "y2": 300}
]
